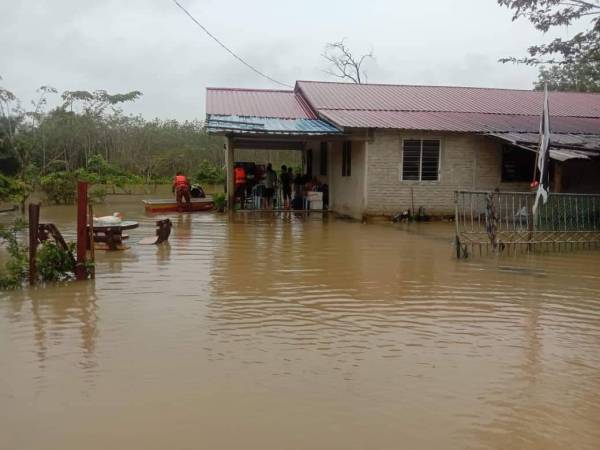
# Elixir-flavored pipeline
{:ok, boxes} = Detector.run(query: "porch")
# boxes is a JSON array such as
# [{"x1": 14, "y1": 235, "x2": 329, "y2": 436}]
[{"x1": 207, "y1": 112, "x2": 367, "y2": 217}]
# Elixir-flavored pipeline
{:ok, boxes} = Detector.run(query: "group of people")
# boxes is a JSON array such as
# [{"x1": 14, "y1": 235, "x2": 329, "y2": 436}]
[
  {"x1": 173, "y1": 162, "x2": 326, "y2": 211},
  {"x1": 234, "y1": 162, "x2": 324, "y2": 210}
]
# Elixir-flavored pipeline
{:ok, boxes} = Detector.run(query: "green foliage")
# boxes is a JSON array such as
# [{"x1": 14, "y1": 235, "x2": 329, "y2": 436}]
[
  {"x1": 36, "y1": 241, "x2": 76, "y2": 282},
  {"x1": 0, "y1": 174, "x2": 32, "y2": 203},
  {"x1": 212, "y1": 192, "x2": 226, "y2": 211},
  {"x1": 534, "y1": 58, "x2": 600, "y2": 92},
  {"x1": 498, "y1": 0, "x2": 600, "y2": 65},
  {"x1": 194, "y1": 160, "x2": 225, "y2": 185},
  {"x1": 0, "y1": 219, "x2": 27, "y2": 290},
  {"x1": 40, "y1": 156, "x2": 146, "y2": 204},
  {"x1": 40, "y1": 171, "x2": 77, "y2": 204},
  {"x1": 2, "y1": 80, "x2": 231, "y2": 192}
]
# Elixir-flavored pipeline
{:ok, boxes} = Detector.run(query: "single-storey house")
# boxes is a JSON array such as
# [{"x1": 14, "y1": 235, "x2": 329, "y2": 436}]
[{"x1": 205, "y1": 81, "x2": 600, "y2": 219}]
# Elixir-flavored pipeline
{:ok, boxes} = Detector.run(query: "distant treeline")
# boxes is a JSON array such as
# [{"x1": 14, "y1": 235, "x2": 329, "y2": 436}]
[
  {"x1": 0, "y1": 84, "x2": 300, "y2": 205},
  {"x1": 0, "y1": 86, "x2": 224, "y2": 181}
]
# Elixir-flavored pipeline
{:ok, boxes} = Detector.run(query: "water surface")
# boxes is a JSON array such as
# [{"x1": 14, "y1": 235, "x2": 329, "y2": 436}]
[{"x1": 1, "y1": 195, "x2": 600, "y2": 449}]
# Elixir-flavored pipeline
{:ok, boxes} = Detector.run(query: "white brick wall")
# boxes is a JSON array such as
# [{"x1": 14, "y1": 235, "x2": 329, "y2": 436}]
[{"x1": 365, "y1": 130, "x2": 528, "y2": 216}]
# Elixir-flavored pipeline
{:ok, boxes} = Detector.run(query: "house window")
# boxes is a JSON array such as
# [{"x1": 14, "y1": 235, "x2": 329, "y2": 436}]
[
  {"x1": 402, "y1": 139, "x2": 440, "y2": 181},
  {"x1": 320, "y1": 142, "x2": 328, "y2": 176},
  {"x1": 501, "y1": 145, "x2": 536, "y2": 182},
  {"x1": 306, "y1": 149, "x2": 313, "y2": 176}
]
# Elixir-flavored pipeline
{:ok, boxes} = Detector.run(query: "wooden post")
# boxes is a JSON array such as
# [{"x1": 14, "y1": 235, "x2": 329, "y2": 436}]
[
  {"x1": 553, "y1": 161, "x2": 563, "y2": 193},
  {"x1": 75, "y1": 181, "x2": 88, "y2": 281},
  {"x1": 28, "y1": 203, "x2": 40, "y2": 285},
  {"x1": 88, "y1": 203, "x2": 95, "y2": 279},
  {"x1": 225, "y1": 136, "x2": 235, "y2": 212}
]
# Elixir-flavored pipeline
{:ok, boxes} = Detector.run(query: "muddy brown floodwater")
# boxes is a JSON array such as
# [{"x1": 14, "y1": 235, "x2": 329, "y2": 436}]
[{"x1": 1, "y1": 195, "x2": 600, "y2": 450}]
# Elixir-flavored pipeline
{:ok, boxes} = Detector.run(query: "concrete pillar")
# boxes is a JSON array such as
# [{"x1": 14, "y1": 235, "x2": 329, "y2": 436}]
[{"x1": 225, "y1": 136, "x2": 235, "y2": 210}]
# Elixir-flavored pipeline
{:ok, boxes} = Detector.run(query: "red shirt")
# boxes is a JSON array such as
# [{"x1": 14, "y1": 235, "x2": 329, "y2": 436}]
[
  {"x1": 174, "y1": 175, "x2": 189, "y2": 188},
  {"x1": 234, "y1": 167, "x2": 246, "y2": 185}
]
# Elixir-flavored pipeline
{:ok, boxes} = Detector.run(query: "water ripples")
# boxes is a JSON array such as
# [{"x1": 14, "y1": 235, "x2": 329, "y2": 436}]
[{"x1": 2, "y1": 199, "x2": 600, "y2": 449}]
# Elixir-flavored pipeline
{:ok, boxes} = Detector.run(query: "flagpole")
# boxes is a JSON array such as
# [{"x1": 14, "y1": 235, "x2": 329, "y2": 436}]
[
  {"x1": 531, "y1": 83, "x2": 545, "y2": 186},
  {"x1": 532, "y1": 83, "x2": 551, "y2": 218}
]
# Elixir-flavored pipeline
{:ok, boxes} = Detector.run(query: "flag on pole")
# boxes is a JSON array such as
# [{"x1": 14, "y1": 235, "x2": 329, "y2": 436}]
[{"x1": 533, "y1": 83, "x2": 551, "y2": 215}]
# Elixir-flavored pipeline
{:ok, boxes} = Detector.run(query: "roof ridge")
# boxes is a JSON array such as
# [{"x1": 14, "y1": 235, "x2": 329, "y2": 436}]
[
  {"x1": 315, "y1": 108, "x2": 600, "y2": 118},
  {"x1": 206, "y1": 87, "x2": 293, "y2": 94},
  {"x1": 296, "y1": 80, "x2": 600, "y2": 95}
]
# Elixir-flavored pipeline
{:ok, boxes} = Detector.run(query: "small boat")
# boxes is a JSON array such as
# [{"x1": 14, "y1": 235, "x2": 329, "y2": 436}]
[{"x1": 143, "y1": 197, "x2": 215, "y2": 213}]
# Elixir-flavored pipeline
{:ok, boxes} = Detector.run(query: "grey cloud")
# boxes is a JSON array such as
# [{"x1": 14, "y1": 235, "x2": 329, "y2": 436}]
[{"x1": 0, "y1": 0, "x2": 569, "y2": 120}]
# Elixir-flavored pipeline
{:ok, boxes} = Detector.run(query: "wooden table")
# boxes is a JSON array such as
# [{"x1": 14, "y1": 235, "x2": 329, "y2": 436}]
[{"x1": 88, "y1": 220, "x2": 139, "y2": 250}]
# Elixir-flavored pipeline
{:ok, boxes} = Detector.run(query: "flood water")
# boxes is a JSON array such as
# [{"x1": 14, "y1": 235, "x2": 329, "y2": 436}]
[{"x1": 1, "y1": 195, "x2": 600, "y2": 450}]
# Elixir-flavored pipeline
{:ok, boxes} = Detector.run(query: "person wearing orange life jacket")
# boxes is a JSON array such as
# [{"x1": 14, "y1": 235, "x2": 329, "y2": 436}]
[
  {"x1": 172, "y1": 171, "x2": 191, "y2": 210},
  {"x1": 234, "y1": 164, "x2": 247, "y2": 208}
]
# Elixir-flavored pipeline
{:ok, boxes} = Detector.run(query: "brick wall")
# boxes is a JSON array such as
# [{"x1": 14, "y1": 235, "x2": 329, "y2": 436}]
[{"x1": 365, "y1": 130, "x2": 529, "y2": 216}]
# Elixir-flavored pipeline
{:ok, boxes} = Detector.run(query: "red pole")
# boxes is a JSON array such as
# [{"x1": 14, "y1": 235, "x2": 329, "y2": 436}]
[{"x1": 75, "y1": 181, "x2": 88, "y2": 281}]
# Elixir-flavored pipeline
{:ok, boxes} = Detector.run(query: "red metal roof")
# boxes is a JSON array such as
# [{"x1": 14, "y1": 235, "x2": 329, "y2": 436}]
[
  {"x1": 296, "y1": 81, "x2": 600, "y2": 118},
  {"x1": 317, "y1": 110, "x2": 600, "y2": 134},
  {"x1": 205, "y1": 81, "x2": 600, "y2": 134},
  {"x1": 206, "y1": 88, "x2": 316, "y2": 119}
]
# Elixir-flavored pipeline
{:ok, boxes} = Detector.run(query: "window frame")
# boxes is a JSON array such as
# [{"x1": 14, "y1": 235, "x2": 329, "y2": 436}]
[
  {"x1": 501, "y1": 144, "x2": 536, "y2": 183},
  {"x1": 342, "y1": 141, "x2": 352, "y2": 177},
  {"x1": 400, "y1": 138, "x2": 442, "y2": 182}
]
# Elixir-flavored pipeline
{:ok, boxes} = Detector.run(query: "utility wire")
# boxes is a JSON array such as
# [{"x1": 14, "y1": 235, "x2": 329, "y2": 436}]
[{"x1": 172, "y1": 0, "x2": 293, "y2": 88}]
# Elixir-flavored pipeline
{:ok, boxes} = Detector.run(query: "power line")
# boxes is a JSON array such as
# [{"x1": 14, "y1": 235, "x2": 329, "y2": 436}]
[{"x1": 172, "y1": 0, "x2": 293, "y2": 88}]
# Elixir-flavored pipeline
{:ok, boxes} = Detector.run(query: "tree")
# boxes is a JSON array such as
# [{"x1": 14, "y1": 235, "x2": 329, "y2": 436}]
[
  {"x1": 322, "y1": 40, "x2": 374, "y2": 84},
  {"x1": 498, "y1": 0, "x2": 600, "y2": 65},
  {"x1": 533, "y1": 55, "x2": 600, "y2": 91}
]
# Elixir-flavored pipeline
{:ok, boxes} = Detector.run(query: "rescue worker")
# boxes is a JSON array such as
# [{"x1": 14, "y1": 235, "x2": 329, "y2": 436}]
[
  {"x1": 234, "y1": 164, "x2": 247, "y2": 208},
  {"x1": 172, "y1": 171, "x2": 191, "y2": 211}
]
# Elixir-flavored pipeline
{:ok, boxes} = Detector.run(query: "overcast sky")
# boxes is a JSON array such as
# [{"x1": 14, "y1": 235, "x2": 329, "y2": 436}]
[{"x1": 0, "y1": 0, "x2": 583, "y2": 121}]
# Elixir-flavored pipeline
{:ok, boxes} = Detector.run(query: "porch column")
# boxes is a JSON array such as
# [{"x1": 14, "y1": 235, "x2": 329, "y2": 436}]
[{"x1": 225, "y1": 136, "x2": 235, "y2": 211}]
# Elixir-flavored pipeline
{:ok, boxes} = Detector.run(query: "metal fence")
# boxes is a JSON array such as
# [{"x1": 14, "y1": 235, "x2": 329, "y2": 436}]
[{"x1": 454, "y1": 190, "x2": 600, "y2": 257}]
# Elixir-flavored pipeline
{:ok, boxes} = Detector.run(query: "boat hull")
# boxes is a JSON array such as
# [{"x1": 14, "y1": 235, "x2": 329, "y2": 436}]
[{"x1": 143, "y1": 198, "x2": 215, "y2": 213}]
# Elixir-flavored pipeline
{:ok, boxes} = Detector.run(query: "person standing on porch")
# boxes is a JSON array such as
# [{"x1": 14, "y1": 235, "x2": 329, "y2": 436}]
[
  {"x1": 172, "y1": 171, "x2": 191, "y2": 211},
  {"x1": 264, "y1": 163, "x2": 277, "y2": 209},
  {"x1": 280, "y1": 164, "x2": 291, "y2": 209},
  {"x1": 234, "y1": 164, "x2": 247, "y2": 208}
]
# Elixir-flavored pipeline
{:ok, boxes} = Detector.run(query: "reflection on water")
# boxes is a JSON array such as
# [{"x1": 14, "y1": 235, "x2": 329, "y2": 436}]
[{"x1": 1, "y1": 195, "x2": 600, "y2": 450}]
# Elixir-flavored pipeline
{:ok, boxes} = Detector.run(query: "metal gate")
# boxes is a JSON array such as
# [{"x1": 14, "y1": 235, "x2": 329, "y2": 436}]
[{"x1": 454, "y1": 190, "x2": 600, "y2": 257}]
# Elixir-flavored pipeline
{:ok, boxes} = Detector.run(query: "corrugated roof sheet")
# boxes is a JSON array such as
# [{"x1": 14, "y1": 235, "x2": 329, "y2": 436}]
[
  {"x1": 316, "y1": 110, "x2": 600, "y2": 134},
  {"x1": 296, "y1": 81, "x2": 600, "y2": 117},
  {"x1": 488, "y1": 132, "x2": 600, "y2": 161},
  {"x1": 206, "y1": 88, "x2": 315, "y2": 119},
  {"x1": 206, "y1": 114, "x2": 341, "y2": 135},
  {"x1": 204, "y1": 81, "x2": 600, "y2": 135}
]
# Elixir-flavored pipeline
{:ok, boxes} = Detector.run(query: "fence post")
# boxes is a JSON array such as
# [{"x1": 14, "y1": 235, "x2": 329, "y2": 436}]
[
  {"x1": 28, "y1": 203, "x2": 40, "y2": 285},
  {"x1": 75, "y1": 181, "x2": 88, "y2": 281},
  {"x1": 454, "y1": 191, "x2": 462, "y2": 258}
]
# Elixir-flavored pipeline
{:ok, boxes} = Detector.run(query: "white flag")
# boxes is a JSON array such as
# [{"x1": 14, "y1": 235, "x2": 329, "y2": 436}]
[{"x1": 533, "y1": 83, "x2": 551, "y2": 215}]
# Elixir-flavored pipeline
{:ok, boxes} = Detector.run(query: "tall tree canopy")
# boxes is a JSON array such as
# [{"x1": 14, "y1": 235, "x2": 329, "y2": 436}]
[
  {"x1": 498, "y1": 0, "x2": 600, "y2": 65},
  {"x1": 533, "y1": 55, "x2": 600, "y2": 90}
]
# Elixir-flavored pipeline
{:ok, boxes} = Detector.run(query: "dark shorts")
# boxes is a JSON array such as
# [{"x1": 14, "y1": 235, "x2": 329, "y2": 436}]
[
  {"x1": 282, "y1": 185, "x2": 291, "y2": 199},
  {"x1": 176, "y1": 186, "x2": 191, "y2": 204},
  {"x1": 265, "y1": 188, "x2": 274, "y2": 198}
]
